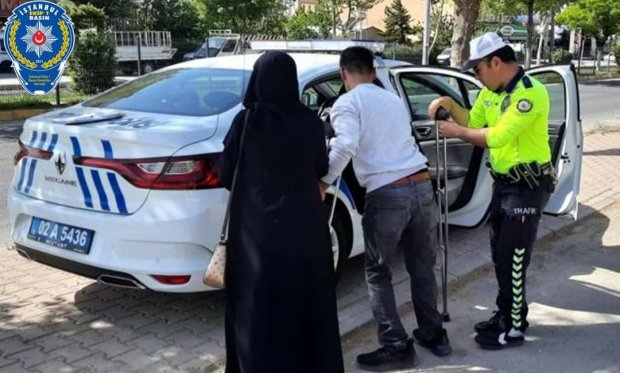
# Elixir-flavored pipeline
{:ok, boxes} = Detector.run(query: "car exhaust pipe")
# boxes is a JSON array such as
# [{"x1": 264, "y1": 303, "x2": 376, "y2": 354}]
[{"x1": 97, "y1": 274, "x2": 146, "y2": 290}]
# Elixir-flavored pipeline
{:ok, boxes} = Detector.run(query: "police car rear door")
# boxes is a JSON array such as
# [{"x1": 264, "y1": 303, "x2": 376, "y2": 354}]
[
  {"x1": 390, "y1": 66, "x2": 492, "y2": 228},
  {"x1": 525, "y1": 64, "x2": 583, "y2": 218}
]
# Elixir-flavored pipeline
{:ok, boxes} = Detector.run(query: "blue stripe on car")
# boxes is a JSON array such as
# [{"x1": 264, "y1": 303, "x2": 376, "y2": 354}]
[
  {"x1": 107, "y1": 173, "x2": 128, "y2": 214},
  {"x1": 339, "y1": 181, "x2": 356, "y2": 210},
  {"x1": 24, "y1": 159, "x2": 37, "y2": 194},
  {"x1": 91, "y1": 170, "x2": 110, "y2": 211},
  {"x1": 101, "y1": 140, "x2": 113, "y2": 159},
  {"x1": 47, "y1": 134, "x2": 59, "y2": 152},
  {"x1": 28, "y1": 131, "x2": 38, "y2": 147},
  {"x1": 71, "y1": 136, "x2": 82, "y2": 157},
  {"x1": 37, "y1": 132, "x2": 47, "y2": 149},
  {"x1": 17, "y1": 158, "x2": 29, "y2": 191},
  {"x1": 75, "y1": 168, "x2": 94, "y2": 208}
]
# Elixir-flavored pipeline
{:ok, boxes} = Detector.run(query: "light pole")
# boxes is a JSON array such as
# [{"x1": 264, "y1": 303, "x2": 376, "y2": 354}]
[{"x1": 422, "y1": 0, "x2": 432, "y2": 65}]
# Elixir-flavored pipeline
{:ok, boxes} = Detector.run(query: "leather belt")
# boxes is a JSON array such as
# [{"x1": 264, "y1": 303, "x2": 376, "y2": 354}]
[{"x1": 390, "y1": 170, "x2": 430, "y2": 186}]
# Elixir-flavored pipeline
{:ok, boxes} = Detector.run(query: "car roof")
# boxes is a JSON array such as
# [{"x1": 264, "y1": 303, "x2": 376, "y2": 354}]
[{"x1": 165, "y1": 53, "x2": 408, "y2": 81}]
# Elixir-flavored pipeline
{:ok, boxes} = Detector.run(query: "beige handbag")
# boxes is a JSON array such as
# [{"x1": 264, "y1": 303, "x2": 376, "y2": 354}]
[{"x1": 203, "y1": 109, "x2": 250, "y2": 288}]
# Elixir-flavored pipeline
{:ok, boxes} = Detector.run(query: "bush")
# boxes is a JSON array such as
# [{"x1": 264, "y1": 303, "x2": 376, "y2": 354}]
[
  {"x1": 69, "y1": 30, "x2": 116, "y2": 94},
  {"x1": 384, "y1": 43, "x2": 423, "y2": 64},
  {"x1": 552, "y1": 49, "x2": 573, "y2": 64},
  {"x1": 613, "y1": 44, "x2": 620, "y2": 66}
]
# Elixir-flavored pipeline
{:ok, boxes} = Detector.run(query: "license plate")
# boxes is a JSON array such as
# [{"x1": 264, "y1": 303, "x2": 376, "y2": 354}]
[{"x1": 28, "y1": 217, "x2": 95, "y2": 254}]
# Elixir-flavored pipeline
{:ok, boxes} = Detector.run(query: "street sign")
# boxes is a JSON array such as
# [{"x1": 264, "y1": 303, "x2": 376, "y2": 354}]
[{"x1": 500, "y1": 25, "x2": 515, "y2": 37}]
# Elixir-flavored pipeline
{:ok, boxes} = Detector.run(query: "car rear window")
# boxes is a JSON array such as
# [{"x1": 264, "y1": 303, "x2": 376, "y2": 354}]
[{"x1": 84, "y1": 68, "x2": 251, "y2": 116}]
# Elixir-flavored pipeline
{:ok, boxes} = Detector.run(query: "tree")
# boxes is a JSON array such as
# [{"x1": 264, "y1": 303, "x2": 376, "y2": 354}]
[
  {"x1": 382, "y1": 0, "x2": 417, "y2": 44},
  {"x1": 556, "y1": 0, "x2": 620, "y2": 71},
  {"x1": 451, "y1": 0, "x2": 482, "y2": 68},
  {"x1": 286, "y1": 6, "x2": 332, "y2": 39},
  {"x1": 141, "y1": 0, "x2": 202, "y2": 39},
  {"x1": 71, "y1": 0, "x2": 138, "y2": 22},
  {"x1": 201, "y1": 0, "x2": 288, "y2": 34},
  {"x1": 430, "y1": 1, "x2": 454, "y2": 53},
  {"x1": 60, "y1": 2, "x2": 116, "y2": 94}
]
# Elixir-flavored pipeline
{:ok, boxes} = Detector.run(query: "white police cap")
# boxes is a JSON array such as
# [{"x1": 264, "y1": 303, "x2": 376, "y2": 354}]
[{"x1": 461, "y1": 32, "x2": 507, "y2": 72}]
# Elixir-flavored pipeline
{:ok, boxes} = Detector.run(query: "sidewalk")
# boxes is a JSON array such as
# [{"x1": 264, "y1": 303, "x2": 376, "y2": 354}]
[{"x1": 0, "y1": 131, "x2": 618, "y2": 373}]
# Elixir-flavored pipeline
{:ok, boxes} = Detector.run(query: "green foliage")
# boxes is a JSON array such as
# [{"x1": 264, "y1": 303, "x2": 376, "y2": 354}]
[
  {"x1": 69, "y1": 31, "x2": 117, "y2": 95},
  {"x1": 141, "y1": 0, "x2": 202, "y2": 39},
  {"x1": 613, "y1": 44, "x2": 620, "y2": 65},
  {"x1": 0, "y1": 91, "x2": 88, "y2": 110},
  {"x1": 430, "y1": 10, "x2": 453, "y2": 52},
  {"x1": 384, "y1": 44, "x2": 423, "y2": 64},
  {"x1": 552, "y1": 49, "x2": 573, "y2": 64},
  {"x1": 63, "y1": 2, "x2": 106, "y2": 32},
  {"x1": 286, "y1": 8, "x2": 326, "y2": 39},
  {"x1": 203, "y1": 0, "x2": 287, "y2": 34},
  {"x1": 382, "y1": 0, "x2": 416, "y2": 45},
  {"x1": 72, "y1": 0, "x2": 139, "y2": 21},
  {"x1": 556, "y1": 0, "x2": 620, "y2": 46}
]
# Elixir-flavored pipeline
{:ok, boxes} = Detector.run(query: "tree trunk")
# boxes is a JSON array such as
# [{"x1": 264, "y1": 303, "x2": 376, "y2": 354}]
[
  {"x1": 429, "y1": 0, "x2": 445, "y2": 53},
  {"x1": 450, "y1": 0, "x2": 481, "y2": 68},
  {"x1": 525, "y1": 0, "x2": 534, "y2": 68},
  {"x1": 536, "y1": 15, "x2": 548, "y2": 66}
]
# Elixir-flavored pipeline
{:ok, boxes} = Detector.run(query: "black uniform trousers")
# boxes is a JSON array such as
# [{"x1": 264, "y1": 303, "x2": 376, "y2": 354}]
[{"x1": 488, "y1": 174, "x2": 554, "y2": 331}]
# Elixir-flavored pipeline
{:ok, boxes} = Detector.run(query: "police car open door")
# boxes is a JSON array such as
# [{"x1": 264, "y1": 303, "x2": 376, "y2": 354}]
[
  {"x1": 525, "y1": 65, "x2": 582, "y2": 219},
  {"x1": 390, "y1": 64, "x2": 582, "y2": 227}
]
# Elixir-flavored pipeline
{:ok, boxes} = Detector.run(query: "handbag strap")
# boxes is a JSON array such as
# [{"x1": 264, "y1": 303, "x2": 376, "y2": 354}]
[{"x1": 220, "y1": 109, "x2": 250, "y2": 241}]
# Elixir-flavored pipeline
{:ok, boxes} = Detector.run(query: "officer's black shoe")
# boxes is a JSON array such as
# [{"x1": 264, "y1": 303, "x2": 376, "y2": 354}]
[
  {"x1": 356, "y1": 339, "x2": 418, "y2": 372},
  {"x1": 475, "y1": 327, "x2": 525, "y2": 350},
  {"x1": 474, "y1": 311, "x2": 529, "y2": 334},
  {"x1": 413, "y1": 328, "x2": 452, "y2": 356}
]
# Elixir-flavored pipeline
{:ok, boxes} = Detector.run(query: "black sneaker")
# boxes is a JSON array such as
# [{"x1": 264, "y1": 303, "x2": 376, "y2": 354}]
[
  {"x1": 475, "y1": 327, "x2": 525, "y2": 350},
  {"x1": 413, "y1": 328, "x2": 452, "y2": 356},
  {"x1": 356, "y1": 339, "x2": 418, "y2": 372},
  {"x1": 474, "y1": 311, "x2": 530, "y2": 334}
]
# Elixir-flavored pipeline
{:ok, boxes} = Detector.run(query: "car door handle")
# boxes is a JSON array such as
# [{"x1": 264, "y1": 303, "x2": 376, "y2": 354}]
[{"x1": 415, "y1": 127, "x2": 432, "y2": 137}]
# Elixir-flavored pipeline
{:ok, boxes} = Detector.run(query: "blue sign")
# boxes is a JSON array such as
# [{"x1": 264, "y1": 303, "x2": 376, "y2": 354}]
[{"x1": 3, "y1": 1, "x2": 75, "y2": 95}]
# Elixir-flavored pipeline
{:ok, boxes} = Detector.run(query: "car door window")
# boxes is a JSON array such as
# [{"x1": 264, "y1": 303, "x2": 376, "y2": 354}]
[
  {"x1": 527, "y1": 72, "x2": 566, "y2": 122},
  {"x1": 399, "y1": 74, "x2": 468, "y2": 122}
]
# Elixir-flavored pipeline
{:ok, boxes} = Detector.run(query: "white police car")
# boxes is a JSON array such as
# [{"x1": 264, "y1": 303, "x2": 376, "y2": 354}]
[{"x1": 8, "y1": 41, "x2": 583, "y2": 292}]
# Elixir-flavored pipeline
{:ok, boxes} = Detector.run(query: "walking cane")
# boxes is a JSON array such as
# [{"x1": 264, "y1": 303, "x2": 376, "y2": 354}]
[
  {"x1": 435, "y1": 107, "x2": 451, "y2": 322},
  {"x1": 328, "y1": 176, "x2": 341, "y2": 229}
]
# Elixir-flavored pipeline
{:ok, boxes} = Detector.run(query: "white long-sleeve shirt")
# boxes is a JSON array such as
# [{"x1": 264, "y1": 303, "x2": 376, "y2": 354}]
[{"x1": 321, "y1": 83, "x2": 428, "y2": 193}]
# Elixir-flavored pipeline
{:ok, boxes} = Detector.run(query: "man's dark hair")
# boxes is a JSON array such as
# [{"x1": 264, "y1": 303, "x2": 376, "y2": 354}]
[
  {"x1": 340, "y1": 46, "x2": 374, "y2": 75},
  {"x1": 484, "y1": 45, "x2": 517, "y2": 64}
]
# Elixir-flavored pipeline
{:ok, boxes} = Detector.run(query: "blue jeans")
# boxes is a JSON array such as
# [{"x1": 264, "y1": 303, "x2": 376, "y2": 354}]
[{"x1": 362, "y1": 179, "x2": 443, "y2": 350}]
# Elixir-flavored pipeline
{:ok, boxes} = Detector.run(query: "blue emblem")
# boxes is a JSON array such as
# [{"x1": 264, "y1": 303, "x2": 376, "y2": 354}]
[{"x1": 3, "y1": 1, "x2": 75, "y2": 95}]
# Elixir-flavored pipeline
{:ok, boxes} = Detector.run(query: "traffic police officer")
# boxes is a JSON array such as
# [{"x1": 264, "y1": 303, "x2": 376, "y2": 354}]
[{"x1": 428, "y1": 32, "x2": 556, "y2": 349}]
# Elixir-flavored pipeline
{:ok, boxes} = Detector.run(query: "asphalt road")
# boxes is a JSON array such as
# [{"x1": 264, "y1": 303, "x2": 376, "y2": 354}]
[
  {"x1": 0, "y1": 78, "x2": 618, "y2": 248},
  {"x1": 342, "y1": 201, "x2": 620, "y2": 373}
]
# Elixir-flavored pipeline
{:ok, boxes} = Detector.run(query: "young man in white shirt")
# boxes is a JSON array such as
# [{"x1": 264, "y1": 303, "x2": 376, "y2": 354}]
[{"x1": 320, "y1": 46, "x2": 451, "y2": 371}]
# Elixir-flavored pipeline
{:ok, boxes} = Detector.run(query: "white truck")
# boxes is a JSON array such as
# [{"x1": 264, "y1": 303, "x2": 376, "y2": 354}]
[{"x1": 113, "y1": 30, "x2": 177, "y2": 75}]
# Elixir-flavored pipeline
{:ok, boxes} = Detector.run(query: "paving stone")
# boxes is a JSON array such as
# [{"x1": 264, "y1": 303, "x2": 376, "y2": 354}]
[
  {"x1": 32, "y1": 333, "x2": 74, "y2": 353},
  {"x1": 31, "y1": 357, "x2": 79, "y2": 373},
  {"x1": 112, "y1": 348, "x2": 160, "y2": 371},
  {"x1": 128, "y1": 333, "x2": 173, "y2": 354},
  {"x1": 73, "y1": 352, "x2": 128, "y2": 372},
  {"x1": 48, "y1": 343, "x2": 95, "y2": 364},
  {"x1": 6, "y1": 346, "x2": 48, "y2": 368},
  {"x1": 0, "y1": 337, "x2": 35, "y2": 356},
  {"x1": 90, "y1": 338, "x2": 133, "y2": 358}
]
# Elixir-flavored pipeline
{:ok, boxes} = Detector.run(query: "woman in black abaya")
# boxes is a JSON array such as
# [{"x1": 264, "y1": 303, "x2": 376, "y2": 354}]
[{"x1": 219, "y1": 51, "x2": 344, "y2": 373}]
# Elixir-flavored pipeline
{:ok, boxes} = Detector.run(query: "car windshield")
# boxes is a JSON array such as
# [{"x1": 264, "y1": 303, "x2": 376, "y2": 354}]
[
  {"x1": 440, "y1": 48, "x2": 451, "y2": 55},
  {"x1": 83, "y1": 68, "x2": 251, "y2": 116}
]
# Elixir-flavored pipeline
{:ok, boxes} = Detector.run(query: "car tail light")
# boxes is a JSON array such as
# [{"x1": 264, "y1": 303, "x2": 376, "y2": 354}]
[
  {"x1": 74, "y1": 154, "x2": 221, "y2": 190},
  {"x1": 14, "y1": 140, "x2": 53, "y2": 165},
  {"x1": 151, "y1": 275, "x2": 191, "y2": 285}
]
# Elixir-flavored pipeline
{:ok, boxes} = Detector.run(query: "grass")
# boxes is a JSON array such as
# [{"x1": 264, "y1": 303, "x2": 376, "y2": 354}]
[{"x1": 0, "y1": 90, "x2": 89, "y2": 110}]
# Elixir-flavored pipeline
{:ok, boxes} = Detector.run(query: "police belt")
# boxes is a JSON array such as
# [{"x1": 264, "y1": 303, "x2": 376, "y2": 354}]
[{"x1": 489, "y1": 162, "x2": 556, "y2": 189}]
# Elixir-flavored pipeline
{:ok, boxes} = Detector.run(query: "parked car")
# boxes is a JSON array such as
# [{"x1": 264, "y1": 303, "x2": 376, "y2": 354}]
[
  {"x1": 8, "y1": 48, "x2": 583, "y2": 292},
  {"x1": 436, "y1": 48, "x2": 451, "y2": 66}
]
